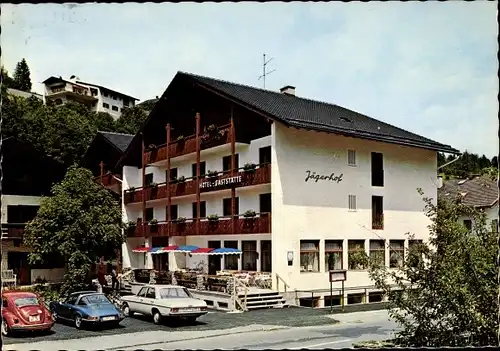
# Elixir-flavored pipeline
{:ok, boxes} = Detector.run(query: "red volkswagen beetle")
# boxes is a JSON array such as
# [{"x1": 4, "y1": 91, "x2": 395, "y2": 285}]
[{"x1": 1, "y1": 291, "x2": 55, "y2": 336}]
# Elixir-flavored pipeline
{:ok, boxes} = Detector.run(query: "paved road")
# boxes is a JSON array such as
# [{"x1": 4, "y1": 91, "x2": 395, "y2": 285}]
[{"x1": 4, "y1": 308, "x2": 398, "y2": 350}]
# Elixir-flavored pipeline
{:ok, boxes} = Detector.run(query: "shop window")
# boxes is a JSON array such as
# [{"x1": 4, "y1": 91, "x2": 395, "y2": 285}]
[
  {"x1": 224, "y1": 241, "x2": 239, "y2": 270},
  {"x1": 242, "y1": 241, "x2": 257, "y2": 271},
  {"x1": 325, "y1": 240, "x2": 343, "y2": 271},
  {"x1": 300, "y1": 240, "x2": 320, "y2": 272}
]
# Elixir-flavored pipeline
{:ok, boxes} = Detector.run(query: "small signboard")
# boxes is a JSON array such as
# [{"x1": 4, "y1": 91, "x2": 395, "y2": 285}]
[{"x1": 329, "y1": 269, "x2": 347, "y2": 282}]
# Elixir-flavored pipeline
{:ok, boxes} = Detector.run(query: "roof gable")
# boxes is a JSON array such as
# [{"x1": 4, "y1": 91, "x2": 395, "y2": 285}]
[
  {"x1": 439, "y1": 175, "x2": 499, "y2": 208},
  {"x1": 99, "y1": 131, "x2": 134, "y2": 153}
]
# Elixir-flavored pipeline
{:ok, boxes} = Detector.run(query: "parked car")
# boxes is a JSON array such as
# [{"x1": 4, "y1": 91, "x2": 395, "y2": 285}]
[
  {"x1": 121, "y1": 284, "x2": 208, "y2": 324},
  {"x1": 1, "y1": 291, "x2": 55, "y2": 336},
  {"x1": 49, "y1": 291, "x2": 124, "y2": 329}
]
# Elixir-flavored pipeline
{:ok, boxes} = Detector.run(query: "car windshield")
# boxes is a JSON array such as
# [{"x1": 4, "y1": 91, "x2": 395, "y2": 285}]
[
  {"x1": 14, "y1": 297, "x2": 39, "y2": 307},
  {"x1": 159, "y1": 288, "x2": 192, "y2": 299},
  {"x1": 84, "y1": 294, "x2": 111, "y2": 305}
]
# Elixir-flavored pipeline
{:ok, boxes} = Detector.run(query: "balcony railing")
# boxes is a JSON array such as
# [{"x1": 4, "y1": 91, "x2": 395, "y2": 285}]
[
  {"x1": 145, "y1": 124, "x2": 232, "y2": 164},
  {"x1": 1, "y1": 223, "x2": 26, "y2": 239},
  {"x1": 94, "y1": 173, "x2": 121, "y2": 187},
  {"x1": 126, "y1": 213, "x2": 271, "y2": 238},
  {"x1": 124, "y1": 163, "x2": 271, "y2": 204},
  {"x1": 372, "y1": 215, "x2": 384, "y2": 230}
]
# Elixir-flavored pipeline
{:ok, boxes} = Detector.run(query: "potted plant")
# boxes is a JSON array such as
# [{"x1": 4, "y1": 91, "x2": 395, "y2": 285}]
[
  {"x1": 177, "y1": 175, "x2": 186, "y2": 183},
  {"x1": 170, "y1": 176, "x2": 178, "y2": 184},
  {"x1": 206, "y1": 124, "x2": 221, "y2": 141},
  {"x1": 149, "y1": 182, "x2": 158, "y2": 188},
  {"x1": 175, "y1": 217, "x2": 186, "y2": 223},
  {"x1": 176, "y1": 135, "x2": 184, "y2": 141},
  {"x1": 207, "y1": 214, "x2": 219, "y2": 222},
  {"x1": 243, "y1": 210, "x2": 256, "y2": 218},
  {"x1": 148, "y1": 144, "x2": 157, "y2": 150},
  {"x1": 243, "y1": 163, "x2": 257, "y2": 173},
  {"x1": 207, "y1": 170, "x2": 218, "y2": 178},
  {"x1": 149, "y1": 218, "x2": 158, "y2": 225}
]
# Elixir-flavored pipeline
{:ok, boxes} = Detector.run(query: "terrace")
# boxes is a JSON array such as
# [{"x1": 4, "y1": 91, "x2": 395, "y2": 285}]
[
  {"x1": 126, "y1": 212, "x2": 271, "y2": 237},
  {"x1": 124, "y1": 163, "x2": 271, "y2": 204}
]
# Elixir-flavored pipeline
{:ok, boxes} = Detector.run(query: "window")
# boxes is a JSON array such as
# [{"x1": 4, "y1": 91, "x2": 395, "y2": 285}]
[
  {"x1": 222, "y1": 154, "x2": 239, "y2": 173},
  {"x1": 112, "y1": 95, "x2": 117, "y2": 100},
  {"x1": 300, "y1": 240, "x2": 320, "y2": 272},
  {"x1": 260, "y1": 240, "x2": 272, "y2": 272},
  {"x1": 348, "y1": 240, "x2": 367, "y2": 270},
  {"x1": 492, "y1": 219, "x2": 499, "y2": 233},
  {"x1": 145, "y1": 287, "x2": 155, "y2": 298},
  {"x1": 369, "y1": 240, "x2": 385, "y2": 266},
  {"x1": 372, "y1": 196, "x2": 384, "y2": 229},
  {"x1": 103, "y1": 102, "x2": 110, "y2": 109},
  {"x1": 371, "y1": 152, "x2": 384, "y2": 187},
  {"x1": 112, "y1": 105, "x2": 118, "y2": 111},
  {"x1": 347, "y1": 150, "x2": 356, "y2": 166},
  {"x1": 242, "y1": 241, "x2": 257, "y2": 271},
  {"x1": 408, "y1": 240, "x2": 423, "y2": 268},
  {"x1": 325, "y1": 240, "x2": 343, "y2": 271},
  {"x1": 103, "y1": 92, "x2": 108, "y2": 98},
  {"x1": 192, "y1": 201, "x2": 206, "y2": 218},
  {"x1": 259, "y1": 146, "x2": 271, "y2": 164},
  {"x1": 223, "y1": 197, "x2": 239, "y2": 217},
  {"x1": 167, "y1": 205, "x2": 178, "y2": 220},
  {"x1": 191, "y1": 162, "x2": 206, "y2": 178},
  {"x1": 145, "y1": 208, "x2": 154, "y2": 222},
  {"x1": 389, "y1": 240, "x2": 404, "y2": 268},
  {"x1": 66, "y1": 295, "x2": 78, "y2": 305},
  {"x1": 224, "y1": 241, "x2": 239, "y2": 270},
  {"x1": 259, "y1": 193, "x2": 271, "y2": 214},
  {"x1": 348, "y1": 195, "x2": 357, "y2": 211},
  {"x1": 145, "y1": 173, "x2": 153, "y2": 186},
  {"x1": 463, "y1": 219, "x2": 472, "y2": 230},
  {"x1": 167, "y1": 168, "x2": 178, "y2": 182}
]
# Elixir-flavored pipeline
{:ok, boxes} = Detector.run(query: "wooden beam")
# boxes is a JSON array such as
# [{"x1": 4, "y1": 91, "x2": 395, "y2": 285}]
[
  {"x1": 230, "y1": 109, "x2": 236, "y2": 234},
  {"x1": 141, "y1": 134, "x2": 147, "y2": 238},
  {"x1": 166, "y1": 123, "x2": 171, "y2": 237},
  {"x1": 195, "y1": 113, "x2": 201, "y2": 235}
]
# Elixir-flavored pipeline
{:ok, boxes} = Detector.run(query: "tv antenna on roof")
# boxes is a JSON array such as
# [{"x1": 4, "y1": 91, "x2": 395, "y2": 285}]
[{"x1": 258, "y1": 53, "x2": 276, "y2": 89}]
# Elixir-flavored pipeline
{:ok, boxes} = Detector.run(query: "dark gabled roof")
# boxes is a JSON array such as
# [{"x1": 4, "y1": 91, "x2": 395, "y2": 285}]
[
  {"x1": 99, "y1": 131, "x2": 134, "y2": 153},
  {"x1": 76, "y1": 80, "x2": 139, "y2": 101},
  {"x1": 438, "y1": 175, "x2": 499, "y2": 208},
  {"x1": 181, "y1": 71, "x2": 459, "y2": 154}
]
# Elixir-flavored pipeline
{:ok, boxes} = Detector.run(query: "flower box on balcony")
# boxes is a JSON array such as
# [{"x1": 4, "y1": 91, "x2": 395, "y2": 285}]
[
  {"x1": 174, "y1": 217, "x2": 186, "y2": 223},
  {"x1": 206, "y1": 170, "x2": 219, "y2": 179},
  {"x1": 243, "y1": 210, "x2": 256, "y2": 218},
  {"x1": 243, "y1": 163, "x2": 257, "y2": 173},
  {"x1": 207, "y1": 214, "x2": 219, "y2": 222}
]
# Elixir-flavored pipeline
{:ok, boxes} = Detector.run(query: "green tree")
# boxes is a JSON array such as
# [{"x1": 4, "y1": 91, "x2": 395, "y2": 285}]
[
  {"x1": 491, "y1": 156, "x2": 498, "y2": 169},
  {"x1": 13, "y1": 58, "x2": 32, "y2": 92},
  {"x1": 368, "y1": 189, "x2": 498, "y2": 347},
  {"x1": 1, "y1": 66, "x2": 16, "y2": 90},
  {"x1": 114, "y1": 106, "x2": 147, "y2": 134},
  {"x1": 24, "y1": 167, "x2": 125, "y2": 294}
]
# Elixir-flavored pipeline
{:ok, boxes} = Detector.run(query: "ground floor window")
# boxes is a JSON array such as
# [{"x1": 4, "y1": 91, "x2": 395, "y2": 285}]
[
  {"x1": 260, "y1": 240, "x2": 272, "y2": 272},
  {"x1": 369, "y1": 240, "x2": 385, "y2": 266},
  {"x1": 224, "y1": 240, "x2": 239, "y2": 270},
  {"x1": 242, "y1": 241, "x2": 257, "y2": 271},
  {"x1": 348, "y1": 240, "x2": 367, "y2": 270},
  {"x1": 300, "y1": 240, "x2": 320, "y2": 272},
  {"x1": 408, "y1": 239, "x2": 423, "y2": 267},
  {"x1": 324, "y1": 240, "x2": 343, "y2": 271},
  {"x1": 389, "y1": 240, "x2": 404, "y2": 268}
]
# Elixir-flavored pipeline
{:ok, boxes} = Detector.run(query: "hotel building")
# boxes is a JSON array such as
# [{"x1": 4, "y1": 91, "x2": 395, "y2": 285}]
[{"x1": 114, "y1": 71, "x2": 458, "y2": 304}]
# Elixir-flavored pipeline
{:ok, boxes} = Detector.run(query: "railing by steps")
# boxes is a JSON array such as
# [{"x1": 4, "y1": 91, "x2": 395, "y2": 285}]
[
  {"x1": 232, "y1": 276, "x2": 249, "y2": 312},
  {"x1": 275, "y1": 273, "x2": 290, "y2": 293}
]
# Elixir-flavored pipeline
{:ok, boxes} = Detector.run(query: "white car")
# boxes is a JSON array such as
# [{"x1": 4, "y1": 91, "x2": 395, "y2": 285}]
[{"x1": 121, "y1": 284, "x2": 208, "y2": 324}]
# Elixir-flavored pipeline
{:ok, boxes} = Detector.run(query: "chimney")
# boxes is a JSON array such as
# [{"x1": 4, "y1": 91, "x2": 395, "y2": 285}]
[{"x1": 280, "y1": 85, "x2": 296, "y2": 96}]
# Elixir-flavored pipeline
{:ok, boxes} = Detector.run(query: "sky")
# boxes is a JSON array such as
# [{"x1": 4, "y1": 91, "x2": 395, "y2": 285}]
[{"x1": 2, "y1": 2, "x2": 498, "y2": 157}]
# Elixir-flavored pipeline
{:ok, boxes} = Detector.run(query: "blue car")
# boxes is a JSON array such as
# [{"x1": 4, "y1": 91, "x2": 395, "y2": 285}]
[{"x1": 50, "y1": 291, "x2": 124, "y2": 329}]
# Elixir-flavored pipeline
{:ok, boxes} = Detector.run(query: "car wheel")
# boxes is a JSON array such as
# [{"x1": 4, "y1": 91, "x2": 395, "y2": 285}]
[
  {"x1": 152, "y1": 309, "x2": 162, "y2": 325},
  {"x1": 1, "y1": 320, "x2": 10, "y2": 337},
  {"x1": 74, "y1": 314, "x2": 83, "y2": 329},
  {"x1": 186, "y1": 316, "x2": 198, "y2": 324},
  {"x1": 122, "y1": 303, "x2": 133, "y2": 317}
]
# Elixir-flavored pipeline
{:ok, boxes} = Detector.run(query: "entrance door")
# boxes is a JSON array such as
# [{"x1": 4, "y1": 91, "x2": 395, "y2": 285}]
[
  {"x1": 260, "y1": 240, "x2": 272, "y2": 272},
  {"x1": 8, "y1": 251, "x2": 31, "y2": 285},
  {"x1": 208, "y1": 241, "x2": 221, "y2": 275},
  {"x1": 242, "y1": 241, "x2": 257, "y2": 271}
]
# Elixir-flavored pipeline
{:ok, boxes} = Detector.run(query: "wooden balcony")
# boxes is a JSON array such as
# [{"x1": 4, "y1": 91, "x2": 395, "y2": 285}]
[
  {"x1": 126, "y1": 213, "x2": 271, "y2": 238},
  {"x1": 145, "y1": 124, "x2": 232, "y2": 164},
  {"x1": 124, "y1": 163, "x2": 271, "y2": 205},
  {"x1": 1, "y1": 223, "x2": 26, "y2": 239},
  {"x1": 94, "y1": 173, "x2": 122, "y2": 194}
]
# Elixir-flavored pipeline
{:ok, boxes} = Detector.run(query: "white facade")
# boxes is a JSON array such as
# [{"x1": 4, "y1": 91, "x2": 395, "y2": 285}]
[
  {"x1": 43, "y1": 77, "x2": 137, "y2": 119},
  {"x1": 121, "y1": 120, "x2": 439, "y2": 297}
]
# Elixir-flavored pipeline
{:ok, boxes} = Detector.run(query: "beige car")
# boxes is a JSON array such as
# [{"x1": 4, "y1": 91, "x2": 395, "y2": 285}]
[{"x1": 121, "y1": 284, "x2": 208, "y2": 324}]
